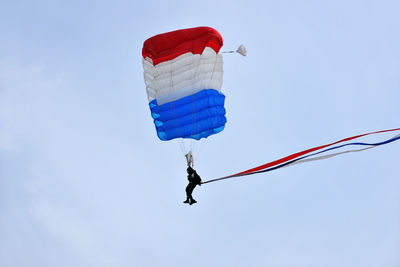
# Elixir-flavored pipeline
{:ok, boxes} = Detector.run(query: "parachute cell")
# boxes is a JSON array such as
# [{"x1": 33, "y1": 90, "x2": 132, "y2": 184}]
[{"x1": 142, "y1": 27, "x2": 226, "y2": 141}]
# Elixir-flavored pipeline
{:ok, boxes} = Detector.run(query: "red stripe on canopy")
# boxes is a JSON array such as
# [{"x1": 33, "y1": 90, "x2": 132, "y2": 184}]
[{"x1": 142, "y1": 27, "x2": 223, "y2": 66}]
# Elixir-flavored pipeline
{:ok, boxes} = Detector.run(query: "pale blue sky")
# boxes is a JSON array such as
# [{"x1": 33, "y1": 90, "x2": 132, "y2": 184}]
[{"x1": 1, "y1": 0, "x2": 399, "y2": 266}]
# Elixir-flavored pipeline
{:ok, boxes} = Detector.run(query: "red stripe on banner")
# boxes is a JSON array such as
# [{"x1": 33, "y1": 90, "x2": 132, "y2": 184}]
[
  {"x1": 232, "y1": 128, "x2": 400, "y2": 177},
  {"x1": 142, "y1": 27, "x2": 223, "y2": 65}
]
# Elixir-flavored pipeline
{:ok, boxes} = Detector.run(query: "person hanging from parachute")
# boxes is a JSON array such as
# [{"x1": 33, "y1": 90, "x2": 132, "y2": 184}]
[
  {"x1": 141, "y1": 26, "x2": 246, "y2": 205},
  {"x1": 182, "y1": 151, "x2": 201, "y2": 205},
  {"x1": 184, "y1": 167, "x2": 202, "y2": 205},
  {"x1": 183, "y1": 162, "x2": 202, "y2": 205}
]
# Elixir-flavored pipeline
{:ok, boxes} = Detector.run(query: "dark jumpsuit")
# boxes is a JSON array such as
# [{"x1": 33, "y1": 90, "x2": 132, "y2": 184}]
[{"x1": 184, "y1": 167, "x2": 202, "y2": 205}]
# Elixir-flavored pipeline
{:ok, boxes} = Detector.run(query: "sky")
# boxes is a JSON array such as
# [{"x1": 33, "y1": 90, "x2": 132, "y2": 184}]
[{"x1": 1, "y1": 0, "x2": 399, "y2": 266}]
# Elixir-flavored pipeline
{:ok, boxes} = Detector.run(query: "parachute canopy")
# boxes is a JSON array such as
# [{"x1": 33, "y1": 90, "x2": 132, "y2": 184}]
[{"x1": 142, "y1": 27, "x2": 227, "y2": 141}]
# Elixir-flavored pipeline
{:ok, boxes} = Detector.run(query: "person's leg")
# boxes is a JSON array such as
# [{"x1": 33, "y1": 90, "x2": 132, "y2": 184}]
[
  {"x1": 189, "y1": 184, "x2": 197, "y2": 205},
  {"x1": 184, "y1": 184, "x2": 191, "y2": 203}
]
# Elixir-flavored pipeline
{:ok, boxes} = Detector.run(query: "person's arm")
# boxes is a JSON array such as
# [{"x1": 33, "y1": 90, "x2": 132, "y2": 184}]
[
  {"x1": 188, "y1": 173, "x2": 194, "y2": 183},
  {"x1": 194, "y1": 171, "x2": 202, "y2": 185}
]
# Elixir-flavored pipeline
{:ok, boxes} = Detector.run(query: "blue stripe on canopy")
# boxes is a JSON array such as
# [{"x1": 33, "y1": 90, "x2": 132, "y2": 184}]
[{"x1": 149, "y1": 89, "x2": 227, "y2": 141}]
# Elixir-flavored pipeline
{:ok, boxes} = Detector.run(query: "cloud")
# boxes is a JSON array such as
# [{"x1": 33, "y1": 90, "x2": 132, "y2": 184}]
[
  {"x1": 0, "y1": 61, "x2": 62, "y2": 152},
  {"x1": 0, "y1": 59, "x2": 155, "y2": 266}
]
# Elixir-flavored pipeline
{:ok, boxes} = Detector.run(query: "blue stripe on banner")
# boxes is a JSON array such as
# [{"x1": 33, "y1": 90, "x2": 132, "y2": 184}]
[
  {"x1": 201, "y1": 128, "x2": 400, "y2": 184},
  {"x1": 149, "y1": 89, "x2": 227, "y2": 141},
  {"x1": 246, "y1": 135, "x2": 400, "y2": 176}
]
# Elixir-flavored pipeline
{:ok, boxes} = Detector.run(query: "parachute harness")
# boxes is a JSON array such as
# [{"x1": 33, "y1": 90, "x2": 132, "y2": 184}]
[
  {"x1": 185, "y1": 151, "x2": 194, "y2": 168},
  {"x1": 202, "y1": 128, "x2": 400, "y2": 184}
]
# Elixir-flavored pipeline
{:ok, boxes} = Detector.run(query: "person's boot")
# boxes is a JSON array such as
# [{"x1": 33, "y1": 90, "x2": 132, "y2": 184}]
[
  {"x1": 183, "y1": 198, "x2": 190, "y2": 204},
  {"x1": 189, "y1": 199, "x2": 197, "y2": 205}
]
